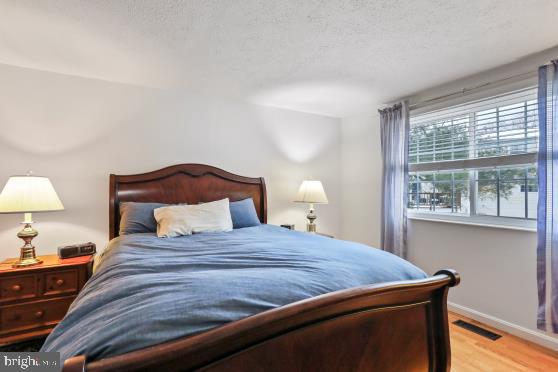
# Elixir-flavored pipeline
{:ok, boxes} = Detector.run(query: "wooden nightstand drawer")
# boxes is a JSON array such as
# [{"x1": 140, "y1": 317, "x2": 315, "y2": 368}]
[
  {"x1": 0, "y1": 297, "x2": 75, "y2": 335},
  {"x1": 0, "y1": 254, "x2": 93, "y2": 345},
  {"x1": 0, "y1": 275, "x2": 37, "y2": 303},
  {"x1": 43, "y1": 270, "x2": 78, "y2": 296}
]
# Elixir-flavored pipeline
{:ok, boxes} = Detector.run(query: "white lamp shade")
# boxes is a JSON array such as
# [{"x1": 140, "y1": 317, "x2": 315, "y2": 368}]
[
  {"x1": 294, "y1": 180, "x2": 328, "y2": 204},
  {"x1": 0, "y1": 176, "x2": 64, "y2": 213}
]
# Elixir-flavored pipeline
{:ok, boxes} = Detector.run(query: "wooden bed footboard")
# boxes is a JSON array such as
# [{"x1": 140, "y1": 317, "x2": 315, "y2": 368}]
[{"x1": 63, "y1": 269, "x2": 459, "y2": 372}]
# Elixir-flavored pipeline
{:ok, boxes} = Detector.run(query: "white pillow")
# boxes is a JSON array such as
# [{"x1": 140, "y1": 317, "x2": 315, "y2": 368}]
[{"x1": 154, "y1": 198, "x2": 233, "y2": 238}]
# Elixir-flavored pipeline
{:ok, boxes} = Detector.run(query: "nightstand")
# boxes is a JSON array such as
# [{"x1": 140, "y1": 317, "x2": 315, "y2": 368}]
[{"x1": 0, "y1": 254, "x2": 93, "y2": 345}]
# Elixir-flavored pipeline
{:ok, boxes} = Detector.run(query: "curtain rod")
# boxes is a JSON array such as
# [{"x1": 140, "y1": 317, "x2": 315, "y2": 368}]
[{"x1": 408, "y1": 70, "x2": 537, "y2": 111}]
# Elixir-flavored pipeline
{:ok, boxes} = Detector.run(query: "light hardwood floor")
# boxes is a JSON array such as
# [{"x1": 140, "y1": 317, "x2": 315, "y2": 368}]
[{"x1": 450, "y1": 312, "x2": 558, "y2": 371}]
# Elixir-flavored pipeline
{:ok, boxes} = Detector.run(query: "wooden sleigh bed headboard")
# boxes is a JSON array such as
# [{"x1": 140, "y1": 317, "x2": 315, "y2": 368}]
[{"x1": 109, "y1": 164, "x2": 267, "y2": 239}]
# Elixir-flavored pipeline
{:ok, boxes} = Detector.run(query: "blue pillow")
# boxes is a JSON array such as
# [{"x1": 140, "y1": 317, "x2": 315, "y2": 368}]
[
  {"x1": 229, "y1": 198, "x2": 261, "y2": 229},
  {"x1": 119, "y1": 202, "x2": 166, "y2": 235}
]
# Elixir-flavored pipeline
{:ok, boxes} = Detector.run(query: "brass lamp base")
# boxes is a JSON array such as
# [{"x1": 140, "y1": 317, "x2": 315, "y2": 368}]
[
  {"x1": 13, "y1": 253, "x2": 43, "y2": 268},
  {"x1": 306, "y1": 203, "x2": 318, "y2": 233},
  {"x1": 13, "y1": 218, "x2": 42, "y2": 268}
]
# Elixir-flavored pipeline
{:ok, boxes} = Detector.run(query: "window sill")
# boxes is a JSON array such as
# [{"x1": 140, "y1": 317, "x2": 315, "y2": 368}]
[{"x1": 407, "y1": 213, "x2": 537, "y2": 232}]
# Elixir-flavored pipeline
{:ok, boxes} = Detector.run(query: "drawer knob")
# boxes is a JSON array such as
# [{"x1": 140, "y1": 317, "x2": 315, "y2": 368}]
[
  {"x1": 35, "y1": 310, "x2": 44, "y2": 318},
  {"x1": 55, "y1": 279, "x2": 65, "y2": 286},
  {"x1": 11, "y1": 284, "x2": 22, "y2": 292}
]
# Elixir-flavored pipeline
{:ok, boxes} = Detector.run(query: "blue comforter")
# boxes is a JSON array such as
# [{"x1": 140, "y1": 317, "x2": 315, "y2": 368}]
[{"x1": 41, "y1": 224, "x2": 426, "y2": 361}]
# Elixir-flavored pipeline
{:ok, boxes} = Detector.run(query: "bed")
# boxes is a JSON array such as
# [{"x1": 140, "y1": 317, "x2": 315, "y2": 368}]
[{"x1": 47, "y1": 164, "x2": 459, "y2": 372}]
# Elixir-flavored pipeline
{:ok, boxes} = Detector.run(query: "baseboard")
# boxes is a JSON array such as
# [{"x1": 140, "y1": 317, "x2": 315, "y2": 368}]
[{"x1": 448, "y1": 302, "x2": 558, "y2": 351}]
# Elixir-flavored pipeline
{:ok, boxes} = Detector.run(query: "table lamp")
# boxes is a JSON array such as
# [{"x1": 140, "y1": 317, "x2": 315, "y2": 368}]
[
  {"x1": 294, "y1": 180, "x2": 328, "y2": 233},
  {"x1": 0, "y1": 173, "x2": 64, "y2": 267}
]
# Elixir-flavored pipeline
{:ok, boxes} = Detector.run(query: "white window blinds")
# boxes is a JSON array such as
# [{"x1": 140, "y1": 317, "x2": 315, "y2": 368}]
[{"x1": 409, "y1": 87, "x2": 538, "y2": 172}]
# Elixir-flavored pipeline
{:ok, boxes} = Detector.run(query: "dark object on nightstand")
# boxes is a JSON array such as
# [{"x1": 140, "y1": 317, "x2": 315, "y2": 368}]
[
  {"x1": 58, "y1": 242, "x2": 96, "y2": 259},
  {"x1": 280, "y1": 224, "x2": 295, "y2": 230},
  {"x1": 0, "y1": 254, "x2": 93, "y2": 346}
]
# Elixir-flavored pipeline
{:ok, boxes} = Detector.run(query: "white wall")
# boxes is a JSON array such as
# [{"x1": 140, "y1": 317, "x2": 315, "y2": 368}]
[
  {"x1": 0, "y1": 63, "x2": 341, "y2": 260},
  {"x1": 340, "y1": 47, "x2": 558, "y2": 350},
  {"x1": 407, "y1": 220, "x2": 543, "y2": 334},
  {"x1": 340, "y1": 112, "x2": 381, "y2": 248}
]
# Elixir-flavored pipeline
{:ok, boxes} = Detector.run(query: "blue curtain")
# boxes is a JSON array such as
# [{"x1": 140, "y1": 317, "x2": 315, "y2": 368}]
[
  {"x1": 537, "y1": 61, "x2": 558, "y2": 332},
  {"x1": 379, "y1": 102, "x2": 409, "y2": 258}
]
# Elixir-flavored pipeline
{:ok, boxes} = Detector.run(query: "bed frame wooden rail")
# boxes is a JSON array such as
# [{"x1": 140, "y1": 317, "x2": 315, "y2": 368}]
[{"x1": 62, "y1": 164, "x2": 459, "y2": 372}]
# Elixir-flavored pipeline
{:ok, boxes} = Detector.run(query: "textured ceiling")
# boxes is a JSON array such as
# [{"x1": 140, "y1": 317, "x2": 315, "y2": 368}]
[{"x1": 1, "y1": 0, "x2": 558, "y2": 117}]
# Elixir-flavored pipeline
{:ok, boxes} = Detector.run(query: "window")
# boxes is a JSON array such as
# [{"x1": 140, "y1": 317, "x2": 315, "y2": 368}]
[{"x1": 408, "y1": 87, "x2": 538, "y2": 225}]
